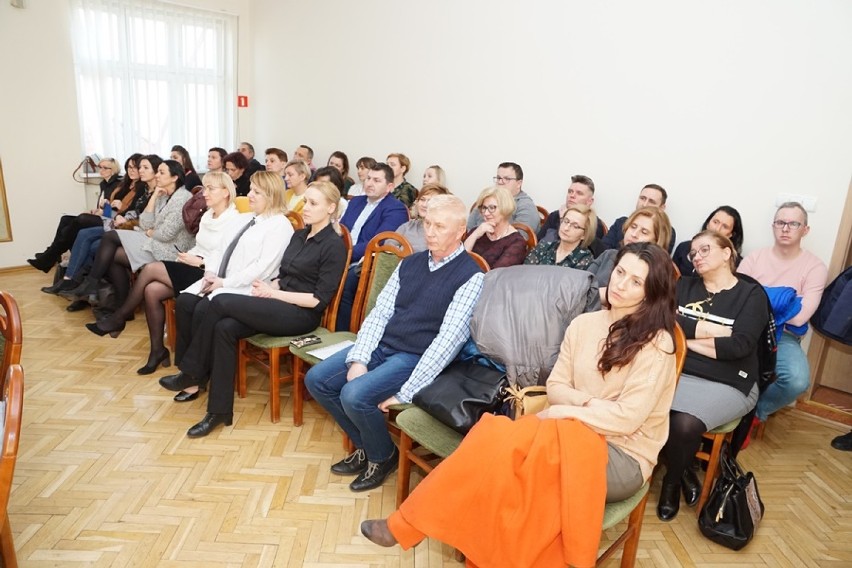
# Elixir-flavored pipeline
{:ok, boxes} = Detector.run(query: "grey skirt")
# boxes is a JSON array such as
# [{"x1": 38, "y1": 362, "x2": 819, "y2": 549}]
[
  {"x1": 116, "y1": 229, "x2": 157, "y2": 271},
  {"x1": 670, "y1": 374, "x2": 759, "y2": 430}
]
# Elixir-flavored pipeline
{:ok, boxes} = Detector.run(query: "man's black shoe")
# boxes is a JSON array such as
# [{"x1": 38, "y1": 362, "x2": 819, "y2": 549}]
[
  {"x1": 331, "y1": 449, "x2": 367, "y2": 475},
  {"x1": 349, "y1": 448, "x2": 399, "y2": 492},
  {"x1": 831, "y1": 430, "x2": 852, "y2": 451}
]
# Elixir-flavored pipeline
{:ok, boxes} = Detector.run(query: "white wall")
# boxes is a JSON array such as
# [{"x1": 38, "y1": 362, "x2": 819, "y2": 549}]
[
  {"x1": 0, "y1": 0, "x2": 252, "y2": 269},
  {"x1": 250, "y1": 0, "x2": 852, "y2": 265}
]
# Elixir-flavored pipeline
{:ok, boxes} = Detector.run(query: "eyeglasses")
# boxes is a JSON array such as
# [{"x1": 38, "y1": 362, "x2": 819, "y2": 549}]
[
  {"x1": 687, "y1": 244, "x2": 716, "y2": 263},
  {"x1": 204, "y1": 185, "x2": 225, "y2": 192},
  {"x1": 560, "y1": 219, "x2": 585, "y2": 231},
  {"x1": 493, "y1": 176, "x2": 517, "y2": 183},
  {"x1": 773, "y1": 220, "x2": 803, "y2": 230},
  {"x1": 479, "y1": 204, "x2": 498, "y2": 214}
]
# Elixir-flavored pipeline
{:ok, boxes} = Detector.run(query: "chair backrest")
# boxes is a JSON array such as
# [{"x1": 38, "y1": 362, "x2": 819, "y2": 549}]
[
  {"x1": 321, "y1": 225, "x2": 353, "y2": 331},
  {"x1": 287, "y1": 211, "x2": 305, "y2": 231},
  {"x1": 234, "y1": 196, "x2": 250, "y2": 213},
  {"x1": 350, "y1": 231, "x2": 414, "y2": 331},
  {"x1": 467, "y1": 251, "x2": 490, "y2": 272},
  {"x1": 599, "y1": 219, "x2": 609, "y2": 236},
  {"x1": 0, "y1": 291, "x2": 23, "y2": 393},
  {"x1": 672, "y1": 261, "x2": 682, "y2": 281},
  {"x1": 0, "y1": 364, "x2": 23, "y2": 516},
  {"x1": 535, "y1": 205, "x2": 549, "y2": 227},
  {"x1": 674, "y1": 322, "x2": 687, "y2": 377},
  {"x1": 512, "y1": 222, "x2": 537, "y2": 252}
]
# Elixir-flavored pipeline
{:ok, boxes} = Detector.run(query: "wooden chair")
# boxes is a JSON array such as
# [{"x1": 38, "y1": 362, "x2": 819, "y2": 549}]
[
  {"x1": 286, "y1": 211, "x2": 304, "y2": 230},
  {"x1": 694, "y1": 417, "x2": 741, "y2": 512},
  {"x1": 395, "y1": 323, "x2": 687, "y2": 568},
  {"x1": 163, "y1": 298, "x2": 177, "y2": 352},
  {"x1": 512, "y1": 222, "x2": 537, "y2": 252},
  {"x1": 600, "y1": 219, "x2": 609, "y2": 236},
  {"x1": 0, "y1": 364, "x2": 24, "y2": 568},
  {"x1": 288, "y1": 232, "x2": 414, "y2": 428},
  {"x1": 535, "y1": 205, "x2": 549, "y2": 227},
  {"x1": 0, "y1": 291, "x2": 23, "y2": 392},
  {"x1": 236, "y1": 226, "x2": 352, "y2": 424}
]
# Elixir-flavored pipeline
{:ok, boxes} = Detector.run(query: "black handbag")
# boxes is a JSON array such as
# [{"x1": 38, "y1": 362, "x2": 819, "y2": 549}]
[
  {"x1": 698, "y1": 441, "x2": 765, "y2": 550},
  {"x1": 412, "y1": 359, "x2": 509, "y2": 434}
]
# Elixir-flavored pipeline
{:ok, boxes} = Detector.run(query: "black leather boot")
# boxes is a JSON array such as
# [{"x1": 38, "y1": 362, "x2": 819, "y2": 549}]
[
  {"x1": 657, "y1": 480, "x2": 681, "y2": 521},
  {"x1": 682, "y1": 467, "x2": 702, "y2": 507}
]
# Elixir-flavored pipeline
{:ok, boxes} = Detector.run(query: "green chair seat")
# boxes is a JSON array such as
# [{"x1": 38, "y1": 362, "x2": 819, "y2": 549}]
[
  {"x1": 602, "y1": 482, "x2": 649, "y2": 530},
  {"x1": 290, "y1": 331, "x2": 357, "y2": 366},
  {"x1": 396, "y1": 407, "x2": 464, "y2": 459},
  {"x1": 709, "y1": 417, "x2": 741, "y2": 435},
  {"x1": 246, "y1": 327, "x2": 333, "y2": 350}
]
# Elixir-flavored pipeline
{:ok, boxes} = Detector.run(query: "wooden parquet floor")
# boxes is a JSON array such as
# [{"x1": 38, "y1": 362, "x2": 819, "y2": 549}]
[{"x1": 3, "y1": 268, "x2": 852, "y2": 567}]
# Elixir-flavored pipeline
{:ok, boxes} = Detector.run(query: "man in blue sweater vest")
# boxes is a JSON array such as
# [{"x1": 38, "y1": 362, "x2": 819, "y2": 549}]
[{"x1": 306, "y1": 195, "x2": 484, "y2": 492}]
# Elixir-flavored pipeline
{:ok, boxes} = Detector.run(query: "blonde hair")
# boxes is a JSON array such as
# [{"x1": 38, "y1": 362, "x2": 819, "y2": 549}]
[
  {"x1": 284, "y1": 159, "x2": 311, "y2": 184},
  {"x1": 427, "y1": 194, "x2": 468, "y2": 230},
  {"x1": 474, "y1": 185, "x2": 515, "y2": 218},
  {"x1": 99, "y1": 158, "x2": 120, "y2": 178},
  {"x1": 387, "y1": 153, "x2": 411, "y2": 176},
  {"x1": 307, "y1": 180, "x2": 342, "y2": 234},
  {"x1": 250, "y1": 171, "x2": 287, "y2": 215},
  {"x1": 424, "y1": 165, "x2": 446, "y2": 186},
  {"x1": 201, "y1": 171, "x2": 236, "y2": 205},
  {"x1": 562, "y1": 204, "x2": 598, "y2": 248},
  {"x1": 624, "y1": 206, "x2": 672, "y2": 250}
]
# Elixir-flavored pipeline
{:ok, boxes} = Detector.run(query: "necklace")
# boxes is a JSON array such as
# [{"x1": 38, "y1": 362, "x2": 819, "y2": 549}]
[{"x1": 488, "y1": 225, "x2": 510, "y2": 241}]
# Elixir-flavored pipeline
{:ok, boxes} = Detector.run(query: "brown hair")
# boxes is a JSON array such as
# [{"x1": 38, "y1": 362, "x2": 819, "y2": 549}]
[
  {"x1": 691, "y1": 230, "x2": 738, "y2": 272},
  {"x1": 598, "y1": 243, "x2": 676, "y2": 375},
  {"x1": 561, "y1": 204, "x2": 597, "y2": 248},
  {"x1": 387, "y1": 153, "x2": 410, "y2": 176},
  {"x1": 623, "y1": 206, "x2": 672, "y2": 250}
]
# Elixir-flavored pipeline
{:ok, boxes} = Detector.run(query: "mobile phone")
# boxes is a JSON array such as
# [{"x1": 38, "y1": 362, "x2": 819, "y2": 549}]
[{"x1": 290, "y1": 334, "x2": 322, "y2": 348}]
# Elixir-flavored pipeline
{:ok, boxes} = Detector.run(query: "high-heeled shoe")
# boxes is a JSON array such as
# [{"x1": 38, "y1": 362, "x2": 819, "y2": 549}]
[
  {"x1": 657, "y1": 480, "x2": 681, "y2": 521},
  {"x1": 85, "y1": 318, "x2": 126, "y2": 338},
  {"x1": 174, "y1": 386, "x2": 207, "y2": 402},
  {"x1": 187, "y1": 412, "x2": 233, "y2": 438},
  {"x1": 682, "y1": 467, "x2": 702, "y2": 507},
  {"x1": 137, "y1": 349, "x2": 171, "y2": 375}
]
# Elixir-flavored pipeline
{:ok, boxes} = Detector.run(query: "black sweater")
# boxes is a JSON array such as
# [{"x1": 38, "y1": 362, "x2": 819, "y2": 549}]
[{"x1": 676, "y1": 276, "x2": 768, "y2": 395}]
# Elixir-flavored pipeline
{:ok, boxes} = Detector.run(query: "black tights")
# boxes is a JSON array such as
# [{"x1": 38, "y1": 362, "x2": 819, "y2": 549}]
[
  {"x1": 662, "y1": 411, "x2": 707, "y2": 485},
  {"x1": 88, "y1": 230, "x2": 131, "y2": 305}
]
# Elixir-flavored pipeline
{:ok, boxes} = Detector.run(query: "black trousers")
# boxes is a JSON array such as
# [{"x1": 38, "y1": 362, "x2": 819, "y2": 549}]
[
  {"x1": 44, "y1": 213, "x2": 102, "y2": 259},
  {"x1": 176, "y1": 293, "x2": 321, "y2": 415}
]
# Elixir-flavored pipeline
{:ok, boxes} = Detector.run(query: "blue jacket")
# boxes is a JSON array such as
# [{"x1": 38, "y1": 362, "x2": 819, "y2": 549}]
[{"x1": 340, "y1": 194, "x2": 409, "y2": 262}]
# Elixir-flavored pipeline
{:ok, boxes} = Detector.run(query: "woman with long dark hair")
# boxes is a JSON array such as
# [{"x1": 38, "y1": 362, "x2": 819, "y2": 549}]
[
  {"x1": 361, "y1": 243, "x2": 679, "y2": 568},
  {"x1": 171, "y1": 144, "x2": 202, "y2": 190},
  {"x1": 671, "y1": 205, "x2": 744, "y2": 277}
]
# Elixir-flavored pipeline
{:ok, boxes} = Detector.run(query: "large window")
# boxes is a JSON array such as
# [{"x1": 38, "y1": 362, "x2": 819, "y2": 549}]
[{"x1": 70, "y1": 0, "x2": 237, "y2": 168}]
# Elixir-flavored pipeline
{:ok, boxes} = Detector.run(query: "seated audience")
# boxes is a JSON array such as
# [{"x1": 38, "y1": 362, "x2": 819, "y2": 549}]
[
  {"x1": 283, "y1": 159, "x2": 312, "y2": 215},
  {"x1": 658, "y1": 230, "x2": 768, "y2": 521},
  {"x1": 738, "y1": 202, "x2": 828, "y2": 424},
  {"x1": 348, "y1": 156, "x2": 377, "y2": 198},
  {"x1": 294, "y1": 144, "x2": 316, "y2": 172},
  {"x1": 422, "y1": 165, "x2": 446, "y2": 187},
  {"x1": 207, "y1": 147, "x2": 227, "y2": 173},
  {"x1": 524, "y1": 204, "x2": 595, "y2": 269},
  {"x1": 464, "y1": 186, "x2": 527, "y2": 269},
  {"x1": 537, "y1": 175, "x2": 606, "y2": 245},
  {"x1": 588, "y1": 207, "x2": 672, "y2": 287},
  {"x1": 43, "y1": 154, "x2": 146, "y2": 294},
  {"x1": 313, "y1": 166, "x2": 349, "y2": 218},
  {"x1": 66, "y1": 157, "x2": 194, "y2": 307},
  {"x1": 387, "y1": 153, "x2": 418, "y2": 208},
  {"x1": 335, "y1": 162, "x2": 409, "y2": 331},
  {"x1": 84, "y1": 172, "x2": 241, "y2": 377},
  {"x1": 239, "y1": 141, "x2": 265, "y2": 174},
  {"x1": 601, "y1": 183, "x2": 676, "y2": 253},
  {"x1": 395, "y1": 183, "x2": 451, "y2": 252},
  {"x1": 467, "y1": 162, "x2": 540, "y2": 232},
  {"x1": 264, "y1": 147, "x2": 288, "y2": 177},
  {"x1": 159, "y1": 181, "x2": 346, "y2": 435},
  {"x1": 328, "y1": 150, "x2": 355, "y2": 196},
  {"x1": 224, "y1": 152, "x2": 251, "y2": 196},
  {"x1": 170, "y1": 145, "x2": 202, "y2": 190},
  {"x1": 28, "y1": 157, "x2": 124, "y2": 273},
  {"x1": 672, "y1": 205, "x2": 744, "y2": 277},
  {"x1": 360, "y1": 243, "x2": 678, "y2": 568},
  {"x1": 306, "y1": 195, "x2": 484, "y2": 492}
]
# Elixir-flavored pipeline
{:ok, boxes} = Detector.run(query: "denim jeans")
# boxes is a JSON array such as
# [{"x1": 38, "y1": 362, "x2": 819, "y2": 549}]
[
  {"x1": 67, "y1": 226, "x2": 104, "y2": 279},
  {"x1": 305, "y1": 344, "x2": 419, "y2": 463},
  {"x1": 756, "y1": 331, "x2": 811, "y2": 420}
]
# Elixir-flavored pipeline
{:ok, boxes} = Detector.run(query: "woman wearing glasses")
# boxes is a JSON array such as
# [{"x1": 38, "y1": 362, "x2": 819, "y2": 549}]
[
  {"x1": 464, "y1": 186, "x2": 527, "y2": 269},
  {"x1": 395, "y1": 184, "x2": 451, "y2": 253},
  {"x1": 672, "y1": 205, "x2": 744, "y2": 277},
  {"x1": 657, "y1": 230, "x2": 768, "y2": 521},
  {"x1": 28, "y1": 157, "x2": 125, "y2": 272},
  {"x1": 84, "y1": 172, "x2": 241, "y2": 377},
  {"x1": 524, "y1": 204, "x2": 596, "y2": 269}
]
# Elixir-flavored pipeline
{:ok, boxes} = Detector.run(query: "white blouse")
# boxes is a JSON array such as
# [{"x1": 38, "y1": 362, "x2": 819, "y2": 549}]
[{"x1": 186, "y1": 205, "x2": 241, "y2": 259}]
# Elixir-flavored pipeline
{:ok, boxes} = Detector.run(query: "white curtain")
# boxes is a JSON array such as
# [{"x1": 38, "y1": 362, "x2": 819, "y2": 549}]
[{"x1": 69, "y1": 0, "x2": 237, "y2": 171}]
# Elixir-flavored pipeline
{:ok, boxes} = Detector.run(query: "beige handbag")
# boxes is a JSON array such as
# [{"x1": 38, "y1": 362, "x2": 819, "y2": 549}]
[{"x1": 504, "y1": 385, "x2": 549, "y2": 418}]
